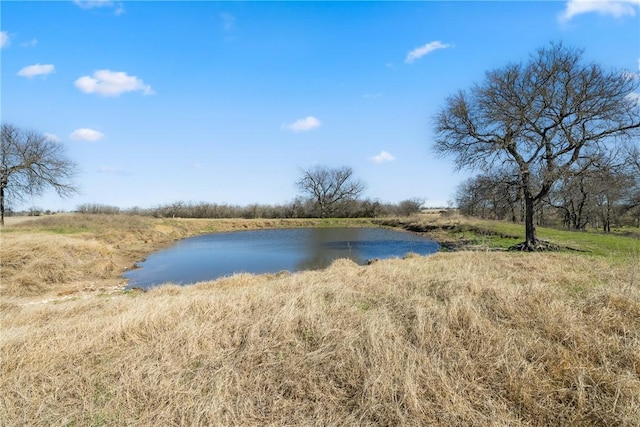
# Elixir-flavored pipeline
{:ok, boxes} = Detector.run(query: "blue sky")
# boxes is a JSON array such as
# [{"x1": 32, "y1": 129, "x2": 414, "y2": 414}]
[{"x1": 2, "y1": 0, "x2": 639, "y2": 211}]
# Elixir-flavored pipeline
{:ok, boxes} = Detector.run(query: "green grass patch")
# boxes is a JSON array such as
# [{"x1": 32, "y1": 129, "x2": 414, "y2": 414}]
[{"x1": 469, "y1": 219, "x2": 639, "y2": 260}]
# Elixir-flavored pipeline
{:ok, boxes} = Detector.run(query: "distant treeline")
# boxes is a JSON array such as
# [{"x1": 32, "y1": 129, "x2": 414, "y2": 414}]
[
  {"x1": 74, "y1": 198, "x2": 426, "y2": 219},
  {"x1": 454, "y1": 169, "x2": 640, "y2": 231}
]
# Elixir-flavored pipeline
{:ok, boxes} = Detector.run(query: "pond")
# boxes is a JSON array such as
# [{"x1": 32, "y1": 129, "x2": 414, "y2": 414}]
[{"x1": 123, "y1": 227, "x2": 439, "y2": 289}]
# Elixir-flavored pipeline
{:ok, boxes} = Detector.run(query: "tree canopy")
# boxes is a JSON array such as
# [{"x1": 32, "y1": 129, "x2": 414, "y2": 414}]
[
  {"x1": 1, "y1": 124, "x2": 78, "y2": 225},
  {"x1": 296, "y1": 165, "x2": 366, "y2": 218},
  {"x1": 434, "y1": 43, "x2": 640, "y2": 250}
]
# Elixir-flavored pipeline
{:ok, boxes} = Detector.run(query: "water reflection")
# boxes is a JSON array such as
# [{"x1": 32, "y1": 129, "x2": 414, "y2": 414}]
[
  {"x1": 124, "y1": 227, "x2": 439, "y2": 289},
  {"x1": 296, "y1": 227, "x2": 362, "y2": 270}
]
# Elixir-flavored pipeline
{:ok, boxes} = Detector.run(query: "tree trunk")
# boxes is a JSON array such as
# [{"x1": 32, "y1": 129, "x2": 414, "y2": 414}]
[
  {"x1": 0, "y1": 185, "x2": 4, "y2": 226},
  {"x1": 604, "y1": 202, "x2": 611, "y2": 233},
  {"x1": 524, "y1": 195, "x2": 537, "y2": 250}
]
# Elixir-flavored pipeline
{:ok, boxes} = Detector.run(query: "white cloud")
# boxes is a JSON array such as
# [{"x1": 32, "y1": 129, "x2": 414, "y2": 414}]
[
  {"x1": 623, "y1": 70, "x2": 640, "y2": 80},
  {"x1": 74, "y1": 0, "x2": 124, "y2": 13},
  {"x1": 285, "y1": 116, "x2": 322, "y2": 132},
  {"x1": 20, "y1": 38, "x2": 38, "y2": 48},
  {"x1": 638, "y1": 58, "x2": 640, "y2": 70},
  {"x1": 74, "y1": 0, "x2": 112, "y2": 8},
  {"x1": 70, "y1": 128, "x2": 105, "y2": 142},
  {"x1": 0, "y1": 31, "x2": 10, "y2": 48},
  {"x1": 17, "y1": 64, "x2": 55, "y2": 78},
  {"x1": 405, "y1": 41, "x2": 451, "y2": 64},
  {"x1": 44, "y1": 133, "x2": 62, "y2": 142},
  {"x1": 75, "y1": 69, "x2": 154, "y2": 97},
  {"x1": 370, "y1": 151, "x2": 396, "y2": 164},
  {"x1": 559, "y1": 0, "x2": 640, "y2": 22},
  {"x1": 626, "y1": 92, "x2": 640, "y2": 104},
  {"x1": 220, "y1": 13, "x2": 235, "y2": 31},
  {"x1": 220, "y1": 12, "x2": 236, "y2": 42}
]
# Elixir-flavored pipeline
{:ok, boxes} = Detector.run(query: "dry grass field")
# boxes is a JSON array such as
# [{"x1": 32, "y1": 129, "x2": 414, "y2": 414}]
[{"x1": 1, "y1": 214, "x2": 639, "y2": 425}]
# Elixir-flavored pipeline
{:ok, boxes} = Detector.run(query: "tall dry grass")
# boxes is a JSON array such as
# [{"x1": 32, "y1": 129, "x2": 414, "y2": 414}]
[
  {"x1": 0, "y1": 233, "x2": 118, "y2": 296},
  {"x1": 2, "y1": 252, "x2": 639, "y2": 425}
]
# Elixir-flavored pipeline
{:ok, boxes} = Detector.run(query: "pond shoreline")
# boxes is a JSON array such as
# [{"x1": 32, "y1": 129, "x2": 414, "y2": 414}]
[
  {"x1": 1, "y1": 214, "x2": 465, "y2": 302},
  {"x1": 123, "y1": 226, "x2": 441, "y2": 290}
]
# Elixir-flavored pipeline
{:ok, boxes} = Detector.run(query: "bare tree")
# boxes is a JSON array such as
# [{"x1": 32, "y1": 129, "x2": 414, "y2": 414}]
[
  {"x1": 456, "y1": 171, "x2": 522, "y2": 222},
  {"x1": 1, "y1": 124, "x2": 78, "y2": 225},
  {"x1": 296, "y1": 165, "x2": 366, "y2": 218},
  {"x1": 547, "y1": 171, "x2": 592, "y2": 230},
  {"x1": 434, "y1": 43, "x2": 640, "y2": 250},
  {"x1": 396, "y1": 198, "x2": 425, "y2": 216},
  {"x1": 630, "y1": 145, "x2": 640, "y2": 172}
]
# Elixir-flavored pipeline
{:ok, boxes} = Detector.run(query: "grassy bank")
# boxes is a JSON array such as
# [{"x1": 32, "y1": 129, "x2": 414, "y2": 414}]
[
  {"x1": 1, "y1": 214, "x2": 639, "y2": 425},
  {"x1": 383, "y1": 215, "x2": 640, "y2": 259}
]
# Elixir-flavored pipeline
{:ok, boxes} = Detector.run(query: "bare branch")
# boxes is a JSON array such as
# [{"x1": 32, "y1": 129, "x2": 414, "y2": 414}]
[
  {"x1": 1, "y1": 124, "x2": 78, "y2": 225},
  {"x1": 432, "y1": 42, "x2": 640, "y2": 248},
  {"x1": 296, "y1": 165, "x2": 366, "y2": 218}
]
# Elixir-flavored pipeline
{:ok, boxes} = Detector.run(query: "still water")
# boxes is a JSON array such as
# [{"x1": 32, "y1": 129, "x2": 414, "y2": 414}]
[{"x1": 124, "y1": 227, "x2": 439, "y2": 289}]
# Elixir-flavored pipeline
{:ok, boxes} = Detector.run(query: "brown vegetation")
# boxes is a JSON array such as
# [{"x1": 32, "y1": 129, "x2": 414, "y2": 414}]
[{"x1": 1, "y1": 214, "x2": 639, "y2": 425}]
